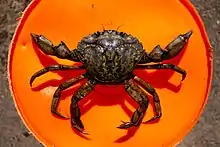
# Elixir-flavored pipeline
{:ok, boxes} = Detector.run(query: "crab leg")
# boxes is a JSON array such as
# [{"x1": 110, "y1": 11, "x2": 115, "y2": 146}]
[
  {"x1": 51, "y1": 75, "x2": 86, "y2": 119},
  {"x1": 133, "y1": 76, "x2": 162, "y2": 123},
  {"x1": 136, "y1": 63, "x2": 186, "y2": 81},
  {"x1": 30, "y1": 64, "x2": 84, "y2": 86},
  {"x1": 117, "y1": 79, "x2": 149, "y2": 129},
  {"x1": 139, "y1": 30, "x2": 192, "y2": 63},
  {"x1": 70, "y1": 79, "x2": 96, "y2": 135},
  {"x1": 30, "y1": 33, "x2": 80, "y2": 61}
]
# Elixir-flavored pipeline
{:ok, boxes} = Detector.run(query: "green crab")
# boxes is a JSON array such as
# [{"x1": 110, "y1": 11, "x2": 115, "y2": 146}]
[{"x1": 30, "y1": 29, "x2": 192, "y2": 134}]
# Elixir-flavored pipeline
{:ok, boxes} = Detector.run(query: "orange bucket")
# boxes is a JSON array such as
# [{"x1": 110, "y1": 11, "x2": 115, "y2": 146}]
[{"x1": 8, "y1": 0, "x2": 213, "y2": 146}]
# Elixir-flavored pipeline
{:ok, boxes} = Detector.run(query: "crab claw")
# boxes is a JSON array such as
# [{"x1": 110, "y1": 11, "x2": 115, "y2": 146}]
[
  {"x1": 162, "y1": 30, "x2": 193, "y2": 60},
  {"x1": 30, "y1": 33, "x2": 56, "y2": 56},
  {"x1": 145, "y1": 30, "x2": 193, "y2": 63}
]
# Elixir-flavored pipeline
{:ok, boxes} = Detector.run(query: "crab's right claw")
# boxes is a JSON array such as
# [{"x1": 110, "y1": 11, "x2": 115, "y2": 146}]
[{"x1": 30, "y1": 33, "x2": 57, "y2": 56}]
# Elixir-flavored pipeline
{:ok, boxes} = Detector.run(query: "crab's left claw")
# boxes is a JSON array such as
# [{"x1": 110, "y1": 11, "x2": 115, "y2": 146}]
[
  {"x1": 162, "y1": 30, "x2": 193, "y2": 60},
  {"x1": 163, "y1": 31, "x2": 192, "y2": 60},
  {"x1": 139, "y1": 30, "x2": 193, "y2": 64},
  {"x1": 138, "y1": 31, "x2": 192, "y2": 81}
]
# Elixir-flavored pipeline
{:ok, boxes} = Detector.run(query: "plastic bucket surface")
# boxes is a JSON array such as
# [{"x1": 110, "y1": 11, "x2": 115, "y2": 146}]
[{"x1": 8, "y1": 0, "x2": 213, "y2": 146}]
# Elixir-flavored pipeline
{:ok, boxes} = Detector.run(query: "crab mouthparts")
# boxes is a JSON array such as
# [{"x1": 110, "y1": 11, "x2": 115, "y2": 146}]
[{"x1": 106, "y1": 60, "x2": 114, "y2": 66}]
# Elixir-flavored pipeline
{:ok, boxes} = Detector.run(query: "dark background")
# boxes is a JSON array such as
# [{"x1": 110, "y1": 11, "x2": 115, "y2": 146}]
[{"x1": 0, "y1": 0, "x2": 219, "y2": 146}]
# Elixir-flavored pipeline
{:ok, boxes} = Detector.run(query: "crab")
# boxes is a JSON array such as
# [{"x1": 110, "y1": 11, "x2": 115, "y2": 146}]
[{"x1": 30, "y1": 29, "x2": 192, "y2": 135}]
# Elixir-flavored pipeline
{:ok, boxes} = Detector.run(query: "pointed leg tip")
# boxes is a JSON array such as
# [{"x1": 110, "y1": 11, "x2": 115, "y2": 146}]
[
  {"x1": 120, "y1": 120, "x2": 126, "y2": 123},
  {"x1": 72, "y1": 124, "x2": 89, "y2": 135},
  {"x1": 52, "y1": 111, "x2": 69, "y2": 119},
  {"x1": 181, "y1": 76, "x2": 185, "y2": 81},
  {"x1": 116, "y1": 124, "x2": 124, "y2": 129},
  {"x1": 29, "y1": 80, "x2": 33, "y2": 87},
  {"x1": 143, "y1": 120, "x2": 150, "y2": 124},
  {"x1": 82, "y1": 131, "x2": 90, "y2": 135},
  {"x1": 29, "y1": 77, "x2": 35, "y2": 87},
  {"x1": 62, "y1": 116, "x2": 69, "y2": 119},
  {"x1": 116, "y1": 126, "x2": 123, "y2": 129},
  {"x1": 116, "y1": 121, "x2": 134, "y2": 129},
  {"x1": 187, "y1": 30, "x2": 193, "y2": 36},
  {"x1": 181, "y1": 73, "x2": 187, "y2": 81}
]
